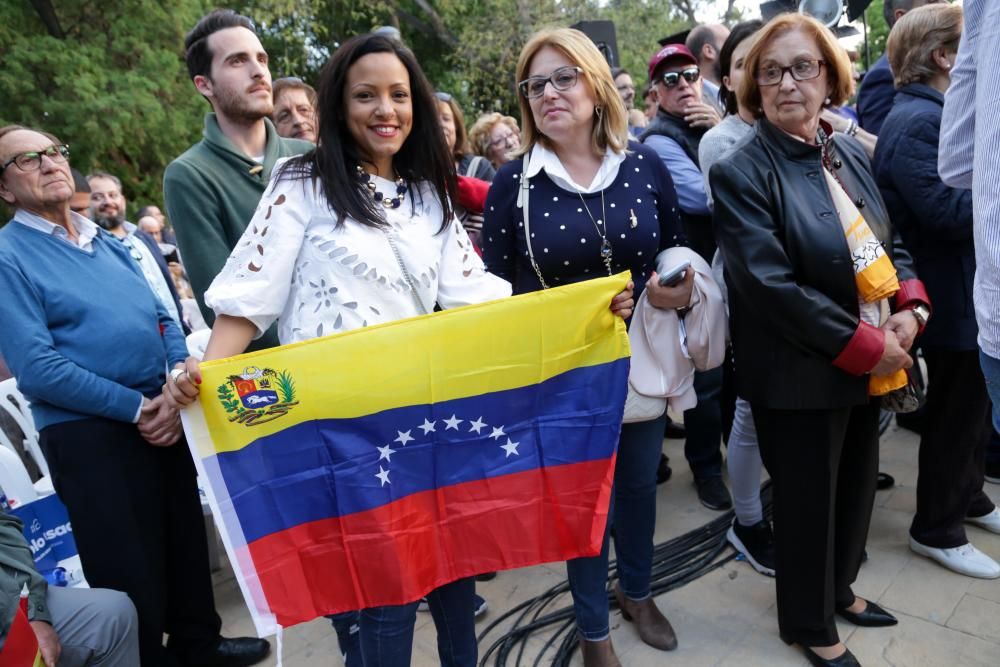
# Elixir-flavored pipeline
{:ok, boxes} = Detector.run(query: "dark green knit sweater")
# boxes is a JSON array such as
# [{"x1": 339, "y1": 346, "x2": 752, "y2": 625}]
[{"x1": 163, "y1": 114, "x2": 312, "y2": 350}]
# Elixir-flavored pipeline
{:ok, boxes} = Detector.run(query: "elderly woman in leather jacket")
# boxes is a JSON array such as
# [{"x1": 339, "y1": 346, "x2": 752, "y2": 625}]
[{"x1": 709, "y1": 14, "x2": 932, "y2": 667}]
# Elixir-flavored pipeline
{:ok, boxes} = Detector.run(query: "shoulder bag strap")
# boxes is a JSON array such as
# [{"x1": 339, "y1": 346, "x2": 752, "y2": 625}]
[{"x1": 516, "y1": 150, "x2": 549, "y2": 289}]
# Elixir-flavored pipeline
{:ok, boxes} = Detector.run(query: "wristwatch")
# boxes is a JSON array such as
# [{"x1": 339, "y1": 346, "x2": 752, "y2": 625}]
[{"x1": 909, "y1": 304, "x2": 930, "y2": 329}]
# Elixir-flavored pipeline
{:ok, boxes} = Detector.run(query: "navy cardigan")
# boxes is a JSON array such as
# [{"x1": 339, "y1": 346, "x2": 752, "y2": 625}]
[{"x1": 873, "y1": 83, "x2": 976, "y2": 350}]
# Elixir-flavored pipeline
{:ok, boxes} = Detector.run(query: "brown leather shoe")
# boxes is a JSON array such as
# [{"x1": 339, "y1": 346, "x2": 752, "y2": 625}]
[
  {"x1": 614, "y1": 584, "x2": 678, "y2": 651},
  {"x1": 579, "y1": 637, "x2": 622, "y2": 667}
]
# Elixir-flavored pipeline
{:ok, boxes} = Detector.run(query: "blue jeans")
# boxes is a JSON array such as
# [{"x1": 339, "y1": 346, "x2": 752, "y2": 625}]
[
  {"x1": 327, "y1": 612, "x2": 361, "y2": 666},
  {"x1": 981, "y1": 349, "x2": 1000, "y2": 433},
  {"x1": 358, "y1": 577, "x2": 476, "y2": 666},
  {"x1": 683, "y1": 367, "x2": 724, "y2": 479},
  {"x1": 567, "y1": 414, "x2": 667, "y2": 640}
]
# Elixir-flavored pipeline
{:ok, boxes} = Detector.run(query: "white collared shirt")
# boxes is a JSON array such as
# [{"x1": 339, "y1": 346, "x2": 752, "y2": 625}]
[
  {"x1": 523, "y1": 144, "x2": 626, "y2": 194},
  {"x1": 118, "y1": 222, "x2": 181, "y2": 326},
  {"x1": 13, "y1": 209, "x2": 100, "y2": 251}
]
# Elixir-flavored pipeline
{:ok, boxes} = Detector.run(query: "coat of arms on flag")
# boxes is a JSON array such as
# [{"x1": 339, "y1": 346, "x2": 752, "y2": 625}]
[
  {"x1": 217, "y1": 366, "x2": 298, "y2": 426},
  {"x1": 181, "y1": 273, "x2": 632, "y2": 636}
]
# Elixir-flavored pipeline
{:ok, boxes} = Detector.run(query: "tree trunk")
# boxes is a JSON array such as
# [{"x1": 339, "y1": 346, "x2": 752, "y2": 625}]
[{"x1": 29, "y1": 0, "x2": 64, "y2": 39}]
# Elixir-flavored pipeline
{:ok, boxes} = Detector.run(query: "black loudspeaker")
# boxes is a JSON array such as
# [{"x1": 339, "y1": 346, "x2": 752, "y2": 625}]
[{"x1": 571, "y1": 20, "x2": 619, "y2": 68}]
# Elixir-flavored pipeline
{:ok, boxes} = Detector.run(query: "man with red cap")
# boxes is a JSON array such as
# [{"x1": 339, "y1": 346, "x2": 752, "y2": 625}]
[{"x1": 639, "y1": 43, "x2": 730, "y2": 514}]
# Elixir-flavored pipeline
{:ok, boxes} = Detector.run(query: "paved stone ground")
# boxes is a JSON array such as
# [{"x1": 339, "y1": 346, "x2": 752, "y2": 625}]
[{"x1": 213, "y1": 420, "x2": 1000, "y2": 666}]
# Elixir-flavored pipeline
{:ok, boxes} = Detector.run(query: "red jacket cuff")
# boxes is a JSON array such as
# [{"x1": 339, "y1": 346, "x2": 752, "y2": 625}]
[
  {"x1": 896, "y1": 279, "x2": 931, "y2": 312},
  {"x1": 455, "y1": 175, "x2": 490, "y2": 213},
  {"x1": 833, "y1": 321, "x2": 885, "y2": 376}
]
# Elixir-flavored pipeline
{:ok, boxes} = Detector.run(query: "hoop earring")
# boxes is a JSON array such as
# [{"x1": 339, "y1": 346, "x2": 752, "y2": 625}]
[{"x1": 595, "y1": 105, "x2": 603, "y2": 119}]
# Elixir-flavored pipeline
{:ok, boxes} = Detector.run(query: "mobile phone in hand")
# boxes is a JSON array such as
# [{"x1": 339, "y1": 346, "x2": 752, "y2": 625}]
[{"x1": 658, "y1": 260, "x2": 691, "y2": 287}]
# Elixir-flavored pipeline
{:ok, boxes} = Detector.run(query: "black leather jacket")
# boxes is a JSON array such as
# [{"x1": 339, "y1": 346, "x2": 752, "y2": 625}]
[{"x1": 710, "y1": 118, "x2": 928, "y2": 409}]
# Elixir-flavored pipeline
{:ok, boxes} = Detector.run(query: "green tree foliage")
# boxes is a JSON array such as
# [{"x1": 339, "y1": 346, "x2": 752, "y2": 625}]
[
  {"x1": 0, "y1": 0, "x2": 211, "y2": 215},
  {"x1": 864, "y1": 0, "x2": 891, "y2": 70},
  {"x1": 1, "y1": 0, "x2": 708, "y2": 220}
]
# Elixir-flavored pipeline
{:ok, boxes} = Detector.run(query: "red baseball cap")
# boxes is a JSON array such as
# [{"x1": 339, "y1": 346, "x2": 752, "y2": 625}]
[{"x1": 648, "y1": 44, "x2": 698, "y2": 81}]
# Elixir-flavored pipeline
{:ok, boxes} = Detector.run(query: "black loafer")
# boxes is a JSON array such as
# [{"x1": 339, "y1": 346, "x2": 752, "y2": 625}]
[
  {"x1": 876, "y1": 472, "x2": 895, "y2": 490},
  {"x1": 192, "y1": 637, "x2": 271, "y2": 667},
  {"x1": 804, "y1": 646, "x2": 861, "y2": 666},
  {"x1": 837, "y1": 599, "x2": 898, "y2": 627}
]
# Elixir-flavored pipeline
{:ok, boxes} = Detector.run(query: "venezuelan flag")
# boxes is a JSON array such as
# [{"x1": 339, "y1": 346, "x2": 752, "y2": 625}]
[{"x1": 182, "y1": 273, "x2": 631, "y2": 634}]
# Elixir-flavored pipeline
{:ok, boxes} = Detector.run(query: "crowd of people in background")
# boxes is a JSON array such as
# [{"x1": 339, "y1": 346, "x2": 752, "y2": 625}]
[{"x1": 1, "y1": 2, "x2": 999, "y2": 667}]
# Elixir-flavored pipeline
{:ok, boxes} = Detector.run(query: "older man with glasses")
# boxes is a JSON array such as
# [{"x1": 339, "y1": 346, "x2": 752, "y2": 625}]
[
  {"x1": 640, "y1": 44, "x2": 730, "y2": 514},
  {"x1": 0, "y1": 124, "x2": 269, "y2": 667}
]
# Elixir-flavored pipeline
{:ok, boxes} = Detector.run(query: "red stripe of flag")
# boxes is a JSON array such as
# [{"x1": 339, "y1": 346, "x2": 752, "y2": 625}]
[{"x1": 245, "y1": 457, "x2": 615, "y2": 625}]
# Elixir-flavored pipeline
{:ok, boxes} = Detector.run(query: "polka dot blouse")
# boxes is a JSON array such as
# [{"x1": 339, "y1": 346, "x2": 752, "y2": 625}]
[{"x1": 482, "y1": 140, "x2": 686, "y2": 297}]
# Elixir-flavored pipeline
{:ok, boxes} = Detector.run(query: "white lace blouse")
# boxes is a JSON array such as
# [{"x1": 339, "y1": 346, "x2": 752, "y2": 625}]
[{"x1": 205, "y1": 161, "x2": 512, "y2": 344}]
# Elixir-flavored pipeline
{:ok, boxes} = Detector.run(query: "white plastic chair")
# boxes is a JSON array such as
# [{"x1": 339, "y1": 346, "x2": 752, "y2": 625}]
[
  {"x1": 186, "y1": 329, "x2": 212, "y2": 360},
  {"x1": 0, "y1": 445, "x2": 39, "y2": 509},
  {"x1": 0, "y1": 378, "x2": 51, "y2": 479}
]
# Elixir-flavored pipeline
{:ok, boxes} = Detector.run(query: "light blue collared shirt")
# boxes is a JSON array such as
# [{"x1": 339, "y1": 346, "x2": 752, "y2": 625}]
[
  {"x1": 939, "y1": 0, "x2": 1000, "y2": 358},
  {"x1": 13, "y1": 209, "x2": 100, "y2": 251}
]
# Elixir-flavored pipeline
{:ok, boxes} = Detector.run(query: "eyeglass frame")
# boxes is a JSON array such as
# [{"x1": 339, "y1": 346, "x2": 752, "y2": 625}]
[
  {"x1": 518, "y1": 66, "x2": 583, "y2": 100},
  {"x1": 658, "y1": 67, "x2": 700, "y2": 89},
  {"x1": 488, "y1": 127, "x2": 518, "y2": 149},
  {"x1": 0, "y1": 144, "x2": 70, "y2": 176},
  {"x1": 755, "y1": 59, "x2": 826, "y2": 87}
]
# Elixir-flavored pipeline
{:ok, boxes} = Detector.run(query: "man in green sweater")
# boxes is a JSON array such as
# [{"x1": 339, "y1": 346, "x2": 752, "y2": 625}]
[{"x1": 164, "y1": 9, "x2": 312, "y2": 350}]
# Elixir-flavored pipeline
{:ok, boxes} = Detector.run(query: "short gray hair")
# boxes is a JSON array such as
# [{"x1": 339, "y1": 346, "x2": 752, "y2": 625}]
[{"x1": 86, "y1": 170, "x2": 122, "y2": 191}]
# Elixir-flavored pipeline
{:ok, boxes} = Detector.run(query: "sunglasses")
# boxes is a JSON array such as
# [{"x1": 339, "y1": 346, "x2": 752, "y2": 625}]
[
  {"x1": 434, "y1": 91, "x2": 453, "y2": 102},
  {"x1": 660, "y1": 67, "x2": 700, "y2": 89}
]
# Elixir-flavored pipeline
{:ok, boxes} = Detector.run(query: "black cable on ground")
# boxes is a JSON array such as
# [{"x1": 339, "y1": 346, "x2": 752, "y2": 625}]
[{"x1": 478, "y1": 483, "x2": 774, "y2": 666}]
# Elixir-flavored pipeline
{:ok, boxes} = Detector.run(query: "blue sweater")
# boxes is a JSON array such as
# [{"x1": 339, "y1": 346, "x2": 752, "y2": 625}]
[
  {"x1": 483, "y1": 141, "x2": 684, "y2": 296},
  {"x1": 0, "y1": 220, "x2": 189, "y2": 429}
]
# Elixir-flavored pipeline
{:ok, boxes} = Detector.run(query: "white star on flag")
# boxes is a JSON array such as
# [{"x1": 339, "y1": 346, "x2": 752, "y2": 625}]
[
  {"x1": 394, "y1": 430, "x2": 414, "y2": 445},
  {"x1": 375, "y1": 466, "x2": 391, "y2": 486},
  {"x1": 490, "y1": 426, "x2": 506, "y2": 440},
  {"x1": 501, "y1": 438, "x2": 520, "y2": 458},
  {"x1": 443, "y1": 414, "x2": 463, "y2": 430},
  {"x1": 377, "y1": 444, "x2": 396, "y2": 462},
  {"x1": 468, "y1": 417, "x2": 487, "y2": 434},
  {"x1": 419, "y1": 419, "x2": 437, "y2": 434}
]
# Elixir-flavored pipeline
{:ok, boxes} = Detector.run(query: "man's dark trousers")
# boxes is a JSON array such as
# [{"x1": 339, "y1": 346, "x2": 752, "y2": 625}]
[{"x1": 41, "y1": 418, "x2": 222, "y2": 667}]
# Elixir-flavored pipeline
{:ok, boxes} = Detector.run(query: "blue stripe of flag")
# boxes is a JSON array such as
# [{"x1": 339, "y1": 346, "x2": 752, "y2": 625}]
[{"x1": 215, "y1": 359, "x2": 628, "y2": 544}]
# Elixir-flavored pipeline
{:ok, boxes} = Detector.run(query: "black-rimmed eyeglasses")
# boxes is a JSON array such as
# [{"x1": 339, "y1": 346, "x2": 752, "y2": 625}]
[
  {"x1": 0, "y1": 144, "x2": 70, "y2": 176},
  {"x1": 518, "y1": 66, "x2": 583, "y2": 99},
  {"x1": 756, "y1": 59, "x2": 825, "y2": 86},
  {"x1": 660, "y1": 67, "x2": 700, "y2": 89}
]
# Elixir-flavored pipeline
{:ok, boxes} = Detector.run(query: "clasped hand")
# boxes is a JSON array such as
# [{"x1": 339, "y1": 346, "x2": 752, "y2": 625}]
[{"x1": 872, "y1": 311, "x2": 919, "y2": 376}]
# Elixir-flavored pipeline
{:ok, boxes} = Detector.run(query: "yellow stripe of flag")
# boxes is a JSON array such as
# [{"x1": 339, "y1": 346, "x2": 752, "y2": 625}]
[{"x1": 191, "y1": 273, "x2": 632, "y2": 456}]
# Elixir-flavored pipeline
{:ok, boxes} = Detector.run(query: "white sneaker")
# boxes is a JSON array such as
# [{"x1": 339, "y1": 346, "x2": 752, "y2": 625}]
[
  {"x1": 966, "y1": 507, "x2": 1000, "y2": 535},
  {"x1": 909, "y1": 537, "x2": 1000, "y2": 579}
]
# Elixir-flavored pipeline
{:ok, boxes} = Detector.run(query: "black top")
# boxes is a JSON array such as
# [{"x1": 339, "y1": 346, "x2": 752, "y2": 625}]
[
  {"x1": 710, "y1": 118, "x2": 921, "y2": 409},
  {"x1": 481, "y1": 141, "x2": 685, "y2": 296}
]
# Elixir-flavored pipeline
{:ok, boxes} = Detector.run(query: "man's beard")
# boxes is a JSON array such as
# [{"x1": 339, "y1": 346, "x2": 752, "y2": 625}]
[
  {"x1": 94, "y1": 211, "x2": 125, "y2": 230},
  {"x1": 214, "y1": 83, "x2": 272, "y2": 124}
]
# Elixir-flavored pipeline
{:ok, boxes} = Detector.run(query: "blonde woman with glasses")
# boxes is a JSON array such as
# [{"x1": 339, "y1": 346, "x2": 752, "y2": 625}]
[{"x1": 482, "y1": 28, "x2": 692, "y2": 666}]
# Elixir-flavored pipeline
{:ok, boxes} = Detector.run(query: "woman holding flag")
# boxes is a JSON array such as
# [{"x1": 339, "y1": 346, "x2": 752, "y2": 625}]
[
  {"x1": 162, "y1": 30, "x2": 636, "y2": 666},
  {"x1": 161, "y1": 32, "x2": 516, "y2": 667},
  {"x1": 482, "y1": 28, "x2": 693, "y2": 666}
]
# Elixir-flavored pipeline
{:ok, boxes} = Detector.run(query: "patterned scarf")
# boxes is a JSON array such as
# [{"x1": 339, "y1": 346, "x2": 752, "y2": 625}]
[{"x1": 823, "y1": 168, "x2": 907, "y2": 396}]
